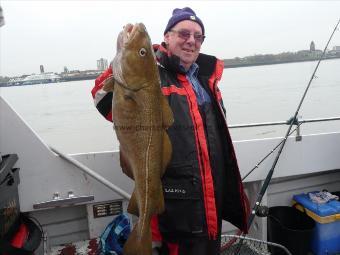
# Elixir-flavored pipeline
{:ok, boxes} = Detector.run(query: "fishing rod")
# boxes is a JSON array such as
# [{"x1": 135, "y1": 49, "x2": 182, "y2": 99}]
[
  {"x1": 242, "y1": 116, "x2": 340, "y2": 181},
  {"x1": 241, "y1": 121, "x2": 302, "y2": 181},
  {"x1": 233, "y1": 18, "x2": 340, "y2": 254},
  {"x1": 220, "y1": 120, "x2": 302, "y2": 252}
]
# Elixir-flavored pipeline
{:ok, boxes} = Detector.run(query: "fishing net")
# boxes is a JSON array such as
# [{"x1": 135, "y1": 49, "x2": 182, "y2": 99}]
[{"x1": 220, "y1": 234, "x2": 292, "y2": 255}]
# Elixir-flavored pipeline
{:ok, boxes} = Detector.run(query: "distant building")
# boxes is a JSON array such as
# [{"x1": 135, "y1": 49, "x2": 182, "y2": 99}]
[
  {"x1": 0, "y1": 5, "x2": 5, "y2": 27},
  {"x1": 97, "y1": 58, "x2": 108, "y2": 71},
  {"x1": 333, "y1": 46, "x2": 340, "y2": 52},
  {"x1": 64, "y1": 66, "x2": 69, "y2": 73},
  {"x1": 297, "y1": 50, "x2": 311, "y2": 57},
  {"x1": 310, "y1": 41, "x2": 315, "y2": 52},
  {"x1": 40, "y1": 65, "x2": 45, "y2": 73},
  {"x1": 328, "y1": 46, "x2": 340, "y2": 56}
]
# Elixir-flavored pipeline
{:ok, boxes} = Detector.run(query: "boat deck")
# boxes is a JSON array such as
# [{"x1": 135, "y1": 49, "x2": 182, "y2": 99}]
[{"x1": 50, "y1": 239, "x2": 99, "y2": 255}]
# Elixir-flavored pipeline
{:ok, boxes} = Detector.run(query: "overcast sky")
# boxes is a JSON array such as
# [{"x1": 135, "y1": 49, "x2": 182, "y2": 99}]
[{"x1": 1, "y1": 0, "x2": 340, "y2": 77}]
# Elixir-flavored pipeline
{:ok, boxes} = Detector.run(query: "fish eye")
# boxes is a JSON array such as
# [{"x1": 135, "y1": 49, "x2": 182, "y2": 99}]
[{"x1": 139, "y1": 48, "x2": 147, "y2": 57}]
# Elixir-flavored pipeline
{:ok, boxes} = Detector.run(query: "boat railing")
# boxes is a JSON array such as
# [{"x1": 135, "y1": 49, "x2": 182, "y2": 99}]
[
  {"x1": 47, "y1": 117, "x2": 340, "y2": 204},
  {"x1": 229, "y1": 116, "x2": 340, "y2": 141},
  {"x1": 229, "y1": 116, "x2": 340, "y2": 128},
  {"x1": 49, "y1": 146, "x2": 131, "y2": 200}
]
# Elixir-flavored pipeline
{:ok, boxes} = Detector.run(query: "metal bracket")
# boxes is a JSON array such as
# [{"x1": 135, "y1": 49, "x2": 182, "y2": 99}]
[
  {"x1": 286, "y1": 116, "x2": 302, "y2": 141},
  {"x1": 295, "y1": 125, "x2": 302, "y2": 141},
  {"x1": 33, "y1": 191, "x2": 94, "y2": 209}
]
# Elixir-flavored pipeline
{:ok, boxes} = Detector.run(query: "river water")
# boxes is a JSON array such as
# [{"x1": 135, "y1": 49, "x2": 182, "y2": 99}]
[{"x1": 1, "y1": 59, "x2": 340, "y2": 154}]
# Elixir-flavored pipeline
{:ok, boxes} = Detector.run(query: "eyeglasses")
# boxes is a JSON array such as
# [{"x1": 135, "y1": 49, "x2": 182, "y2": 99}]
[{"x1": 170, "y1": 29, "x2": 205, "y2": 44}]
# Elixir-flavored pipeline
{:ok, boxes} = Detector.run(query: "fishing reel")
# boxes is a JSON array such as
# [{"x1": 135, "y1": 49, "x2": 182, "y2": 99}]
[{"x1": 255, "y1": 205, "x2": 269, "y2": 217}]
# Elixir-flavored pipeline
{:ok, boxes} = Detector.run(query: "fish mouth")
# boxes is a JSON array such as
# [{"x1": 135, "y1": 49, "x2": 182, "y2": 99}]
[
  {"x1": 123, "y1": 23, "x2": 146, "y2": 47},
  {"x1": 113, "y1": 23, "x2": 152, "y2": 91}
]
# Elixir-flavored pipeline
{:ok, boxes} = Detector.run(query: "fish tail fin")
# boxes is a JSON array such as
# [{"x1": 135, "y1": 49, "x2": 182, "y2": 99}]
[{"x1": 123, "y1": 222, "x2": 152, "y2": 255}]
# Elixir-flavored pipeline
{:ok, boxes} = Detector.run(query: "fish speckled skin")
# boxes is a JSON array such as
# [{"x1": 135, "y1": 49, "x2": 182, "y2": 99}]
[{"x1": 103, "y1": 23, "x2": 173, "y2": 255}]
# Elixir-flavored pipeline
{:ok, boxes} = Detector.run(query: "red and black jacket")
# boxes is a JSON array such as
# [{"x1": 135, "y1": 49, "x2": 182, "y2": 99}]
[{"x1": 91, "y1": 43, "x2": 248, "y2": 242}]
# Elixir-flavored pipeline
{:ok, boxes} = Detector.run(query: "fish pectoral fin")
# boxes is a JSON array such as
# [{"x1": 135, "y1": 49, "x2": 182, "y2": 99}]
[
  {"x1": 120, "y1": 150, "x2": 134, "y2": 180},
  {"x1": 102, "y1": 76, "x2": 115, "y2": 92},
  {"x1": 127, "y1": 190, "x2": 139, "y2": 216},
  {"x1": 161, "y1": 95, "x2": 174, "y2": 128}
]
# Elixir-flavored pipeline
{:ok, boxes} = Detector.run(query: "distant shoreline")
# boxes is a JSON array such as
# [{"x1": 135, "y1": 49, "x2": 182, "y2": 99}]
[
  {"x1": 223, "y1": 55, "x2": 340, "y2": 68},
  {"x1": 1, "y1": 56, "x2": 340, "y2": 87},
  {"x1": 0, "y1": 73, "x2": 100, "y2": 87}
]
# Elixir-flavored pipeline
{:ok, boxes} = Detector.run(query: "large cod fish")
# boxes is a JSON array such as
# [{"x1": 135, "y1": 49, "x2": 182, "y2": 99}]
[{"x1": 103, "y1": 23, "x2": 173, "y2": 255}]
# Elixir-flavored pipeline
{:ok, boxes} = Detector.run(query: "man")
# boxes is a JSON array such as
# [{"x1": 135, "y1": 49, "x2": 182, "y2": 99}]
[{"x1": 92, "y1": 7, "x2": 249, "y2": 255}]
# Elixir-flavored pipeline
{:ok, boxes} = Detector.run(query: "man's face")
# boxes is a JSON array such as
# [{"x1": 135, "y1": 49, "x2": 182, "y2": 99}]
[{"x1": 164, "y1": 20, "x2": 204, "y2": 70}]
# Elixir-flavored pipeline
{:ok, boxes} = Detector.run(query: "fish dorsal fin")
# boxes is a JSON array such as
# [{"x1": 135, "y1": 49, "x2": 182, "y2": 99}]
[
  {"x1": 161, "y1": 95, "x2": 174, "y2": 128},
  {"x1": 102, "y1": 76, "x2": 115, "y2": 92},
  {"x1": 162, "y1": 132, "x2": 172, "y2": 177}
]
